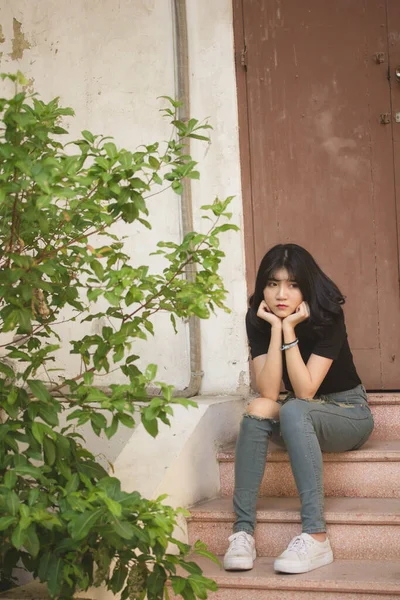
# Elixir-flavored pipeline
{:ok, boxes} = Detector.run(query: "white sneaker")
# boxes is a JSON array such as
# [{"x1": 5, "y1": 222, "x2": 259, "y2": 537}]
[
  {"x1": 223, "y1": 531, "x2": 256, "y2": 570},
  {"x1": 274, "y1": 533, "x2": 333, "y2": 574}
]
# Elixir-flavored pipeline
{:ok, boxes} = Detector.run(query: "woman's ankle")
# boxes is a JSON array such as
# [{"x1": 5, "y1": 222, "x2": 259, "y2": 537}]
[{"x1": 308, "y1": 532, "x2": 327, "y2": 542}]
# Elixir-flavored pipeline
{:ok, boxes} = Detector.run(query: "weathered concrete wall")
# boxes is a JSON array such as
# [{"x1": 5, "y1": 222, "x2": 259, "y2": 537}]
[{"x1": 0, "y1": 0, "x2": 249, "y2": 400}]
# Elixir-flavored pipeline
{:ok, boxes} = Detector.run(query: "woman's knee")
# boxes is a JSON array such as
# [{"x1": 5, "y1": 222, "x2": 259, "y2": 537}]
[
  {"x1": 247, "y1": 397, "x2": 280, "y2": 420},
  {"x1": 279, "y1": 398, "x2": 308, "y2": 430}
]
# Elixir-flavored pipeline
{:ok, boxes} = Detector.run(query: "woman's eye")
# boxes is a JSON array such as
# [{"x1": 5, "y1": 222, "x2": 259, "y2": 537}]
[{"x1": 289, "y1": 283, "x2": 298, "y2": 288}]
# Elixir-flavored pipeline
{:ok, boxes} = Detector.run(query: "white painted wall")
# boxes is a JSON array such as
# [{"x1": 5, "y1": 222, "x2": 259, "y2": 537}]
[
  {"x1": 1, "y1": 4, "x2": 249, "y2": 593},
  {"x1": 0, "y1": 0, "x2": 249, "y2": 439},
  {"x1": 186, "y1": 0, "x2": 249, "y2": 394}
]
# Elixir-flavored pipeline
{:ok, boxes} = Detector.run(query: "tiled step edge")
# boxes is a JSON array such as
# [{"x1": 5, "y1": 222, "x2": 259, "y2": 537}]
[
  {"x1": 217, "y1": 439, "x2": 400, "y2": 463},
  {"x1": 367, "y1": 394, "x2": 400, "y2": 405},
  {"x1": 184, "y1": 556, "x2": 400, "y2": 596},
  {"x1": 188, "y1": 496, "x2": 400, "y2": 525},
  {"x1": 0, "y1": 582, "x2": 95, "y2": 599},
  {"x1": 188, "y1": 497, "x2": 400, "y2": 559}
]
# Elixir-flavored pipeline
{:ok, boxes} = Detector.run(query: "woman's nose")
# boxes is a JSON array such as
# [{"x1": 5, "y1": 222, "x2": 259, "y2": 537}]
[{"x1": 276, "y1": 285, "x2": 287, "y2": 299}]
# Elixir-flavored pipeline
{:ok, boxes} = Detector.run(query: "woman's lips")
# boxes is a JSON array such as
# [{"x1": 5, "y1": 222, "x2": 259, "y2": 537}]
[{"x1": 276, "y1": 304, "x2": 288, "y2": 309}]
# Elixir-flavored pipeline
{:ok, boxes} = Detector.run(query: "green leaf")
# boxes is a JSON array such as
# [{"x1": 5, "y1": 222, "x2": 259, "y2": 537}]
[
  {"x1": 43, "y1": 437, "x2": 56, "y2": 465},
  {"x1": 6, "y1": 491, "x2": 20, "y2": 516},
  {"x1": 81, "y1": 129, "x2": 95, "y2": 143},
  {"x1": 4, "y1": 471, "x2": 17, "y2": 489},
  {"x1": 90, "y1": 412, "x2": 108, "y2": 432},
  {"x1": 47, "y1": 556, "x2": 65, "y2": 598},
  {"x1": 28, "y1": 488, "x2": 40, "y2": 506},
  {"x1": 104, "y1": 142, "x2": 118, "y2": 159},
  {"x1": 104, "y1": 291, "x2": 120, "y2": 306},
  {"x1": 24, "y1": 524, "x2": 40, "y2": 557},
  {"x1": 171, "y1": 576, "x2": 186, "y2": 595},
  {"x1": 38, "y1": 551, "x2": 52, "y2": 582},
  {"x1": 65, "y1": 473, "x2": 80, "y2": 495},
  {"x1": 91, "y1": 260, "x2": 104, "y2": 280},
  {"x1": 147, "y1": 564, "x2": 166, "y2": 599},
  {"x1": 180, "y1": 560, "x2": 203, "y2": 576},
  {"x1": 0, "y1": 516, "x2": 17, "y2": 531},
  {"x1": 86, "y1": 388, "x2": 110, "y2": 403},
  {"x1": 119, "y1": 151, "x2": 133, "y2": 169},
  {"x1": 149, "y1": 155, "x2": 160, "y2": 170},
  {"x1": 111, "y1": 518, "x2": 135, "y2": 540},
  {"x1": 87, "y1": 288, "x2": 103, "y2": 302},
  {"x1": 212, "y1": 223, "x2": 240, "y2": 234},
  {"x1": 102, "y1": 496, "x2": 122, "y2": 517},
  {"x1": 16, "y1": 309, "x2": 32, "y2": 333},
  {"x1": 145, "y1": 363, "x2": 157, "y2": 381},
  {"x1": 141, "y1": 416, "x2": 158, "y2": 438},
  {"x1": 83, "y1": 371, "x2": 94, "y2": 385},
  {"x1": 109, "y1": 562, "x2": 128, "y2": 594},
  {"x1": 105, "y1": 416, "x2": 118, "y2": 439},
  {"x1": 3, "y1": 310, "x2": 18, "y2": 332},
  {"x1": 14, "y1": 464, "x2": 42, "y2": 479},
  {"x1": 77, "y1": 460, "x2": 108, "y2": 480},
  {"x1": 118, "y1": 413, "x2": 135, "y2": 428},
  {"x1": 28, "y1": 380, "x2": 53, "y2": 403},
  {"x1": 7, "y1": 349, "x2": 30, "y2": 361},
  {"x1": 0, "y1": 361, "x2": 15, "y2": 379},
  {"x1": 38, "y1": 403, "x2": 59, "y2": 426},
  {"x1": 159, "y1": 95, "x2": 183, "y2": 108},
  {"x1": 193, "y1": 540, "x2": 221, "y2": 566},
  {"x1": 68, "y1": 508, "x2": 103, "y2": 540},
  {"x1": 32, "y1": 421, "x2": 44, "y2": 444},
  {"x1": 11, "y1": 524, "x2": 27, "y2": 550},
  {"x1": 6, "y1": 387, "x2": 18, "y2": 406}
]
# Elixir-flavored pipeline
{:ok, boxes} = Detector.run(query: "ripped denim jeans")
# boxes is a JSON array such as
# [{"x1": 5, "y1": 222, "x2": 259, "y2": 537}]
[{"x1": 233, "y1": 384, "x2": 374, "y2": 535}]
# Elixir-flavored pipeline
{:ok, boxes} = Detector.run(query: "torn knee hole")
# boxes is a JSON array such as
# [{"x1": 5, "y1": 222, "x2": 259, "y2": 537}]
[{"x1": 245, "y1": 412, "x2": 272, "y2": 421}]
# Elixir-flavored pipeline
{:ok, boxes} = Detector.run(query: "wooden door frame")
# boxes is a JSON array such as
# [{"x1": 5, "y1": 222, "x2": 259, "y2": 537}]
[
  {"x1": 232, "y1": 0, "x2": 400, "y2": 390},
  {"x1": 233, "y1": 0, "x2": 259, "y2": 390},
  {"x1": 232, "y1": 0, "x2": 257, "y2": 296}
]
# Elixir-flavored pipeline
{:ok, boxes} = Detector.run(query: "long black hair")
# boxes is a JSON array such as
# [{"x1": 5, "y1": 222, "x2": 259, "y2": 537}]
[{"x1": 249, "y1": 244, "x2": 345, "y2": 332}]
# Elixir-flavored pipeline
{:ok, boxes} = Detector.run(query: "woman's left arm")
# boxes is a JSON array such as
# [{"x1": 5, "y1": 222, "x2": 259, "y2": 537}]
[{"x1": 282, "y1": 302, "x2": 333, "y2": 399}]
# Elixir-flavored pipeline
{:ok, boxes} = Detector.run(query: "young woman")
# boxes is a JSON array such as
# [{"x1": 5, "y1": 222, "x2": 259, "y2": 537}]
[{"x1": 224, "y1": 244, "x2": 374, "y2": 574}]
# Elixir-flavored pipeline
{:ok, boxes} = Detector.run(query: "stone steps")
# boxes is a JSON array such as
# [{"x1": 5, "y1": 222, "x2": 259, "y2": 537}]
[
  {"x1": 218, "y1": 439, "x2": 400, "y2": 498},
  {"x1": 184, "y1": 393, "x2": 400, "y2": 599},
  {"x1": 367, "y1": 394, "x2": 400, "y2": 440},
  {"x1": 188, "y1": 497, "x2": 400, "y2": 559},
  {"x1": 175, "y1": 556, "x2": 400, "y2": 599}
]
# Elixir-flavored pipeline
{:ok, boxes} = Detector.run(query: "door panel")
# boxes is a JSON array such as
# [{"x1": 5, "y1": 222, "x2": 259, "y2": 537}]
[
  {"x1": 387, "y1": 0, "x2": 400, "y2": 386},
  {"x1": 239, "y1": 0, "x2": 400, "y2": 388}
]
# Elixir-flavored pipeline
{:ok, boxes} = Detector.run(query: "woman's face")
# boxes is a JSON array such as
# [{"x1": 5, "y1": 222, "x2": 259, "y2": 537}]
[{"x1": 263, "y1": 268, "x2": 304, "y2": 318}]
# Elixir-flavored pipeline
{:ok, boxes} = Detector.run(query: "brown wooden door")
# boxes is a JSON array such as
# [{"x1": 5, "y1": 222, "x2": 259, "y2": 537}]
[{"x1": 234, "y1": 0, "x2": 400, "y2": 390}]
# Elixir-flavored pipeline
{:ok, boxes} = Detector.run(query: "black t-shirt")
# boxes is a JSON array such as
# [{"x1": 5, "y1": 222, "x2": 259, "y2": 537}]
[{"x1": 246, "y1": 309, "x2": 361, "y2": 395}]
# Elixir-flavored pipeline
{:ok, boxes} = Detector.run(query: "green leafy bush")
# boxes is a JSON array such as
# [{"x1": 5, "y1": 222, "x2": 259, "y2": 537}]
[{"x1": 0, "y1": 72, "x2": 238, "y2": 599}]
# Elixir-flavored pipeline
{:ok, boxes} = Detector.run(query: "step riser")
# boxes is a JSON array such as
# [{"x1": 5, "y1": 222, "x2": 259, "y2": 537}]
[
  {"x1": 369, "y1": 404, "x2": 400, "y2": 440},
  {"x1": 173, "y1": 591, "x2": 400, "y2": 600},
  {"x1": 188, "y1": 522, "x2": 400, "y2": 560},
  {"x1": 220, "y1": 461, "x2": 400, "y2": 498}
]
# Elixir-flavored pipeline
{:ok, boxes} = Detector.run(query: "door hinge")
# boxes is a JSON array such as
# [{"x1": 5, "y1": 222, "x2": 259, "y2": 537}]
[{"x1": 241, "y1": 45, "x2": 248, "y2": 71}]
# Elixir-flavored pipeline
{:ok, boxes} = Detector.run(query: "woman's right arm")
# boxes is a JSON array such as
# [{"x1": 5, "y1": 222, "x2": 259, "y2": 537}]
[{"x1": 253, "y1": 305, "x2": 283, "y2": 400}]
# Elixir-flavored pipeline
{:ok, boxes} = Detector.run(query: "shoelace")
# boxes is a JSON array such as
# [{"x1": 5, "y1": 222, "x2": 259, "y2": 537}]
[
  {"x1": 287, "y1": 535, "x2": 313, "y2": 556},
  {"x1": 228, "y1": 532, "x2": 251, "y2": 551}
]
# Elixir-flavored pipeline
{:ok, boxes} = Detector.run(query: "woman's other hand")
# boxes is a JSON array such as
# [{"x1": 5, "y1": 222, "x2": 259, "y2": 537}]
[{"x1": 257, "y1": 300, "x2": 282, "y2": 328}]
